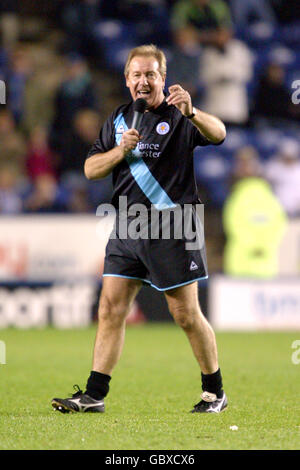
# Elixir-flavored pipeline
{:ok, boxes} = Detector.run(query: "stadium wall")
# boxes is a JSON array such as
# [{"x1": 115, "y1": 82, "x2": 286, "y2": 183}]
[
  {"x1": 0, "y1": 216, "x2": 299, "y2": 329},
  {"x1": 210, "y1": 275, "x2": 300, "y2": 331}
]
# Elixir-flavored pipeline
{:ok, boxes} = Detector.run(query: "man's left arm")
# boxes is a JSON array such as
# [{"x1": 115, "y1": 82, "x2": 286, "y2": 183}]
[{"x1": 166, "y1": 84, "x2": 226, "y2": 144}]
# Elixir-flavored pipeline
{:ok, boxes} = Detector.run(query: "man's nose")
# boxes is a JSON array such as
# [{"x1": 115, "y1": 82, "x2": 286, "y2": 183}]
[{"x1": 141, "y1": 75, "x2": 148, "y2": 85}]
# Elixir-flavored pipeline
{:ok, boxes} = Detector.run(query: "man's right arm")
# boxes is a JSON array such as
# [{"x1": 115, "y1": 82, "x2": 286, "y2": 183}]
[
  {"x1": 84, "y1": 129, "x2": 141, "y2": 180},
  {"x1": 84, "y1": 146, "x2": 125, "y2": 180}
]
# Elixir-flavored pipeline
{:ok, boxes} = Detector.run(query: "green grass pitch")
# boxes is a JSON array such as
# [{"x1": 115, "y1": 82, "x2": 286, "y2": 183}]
[{"x1": 0, "y1": 324, "x2": 299, "y2": 450}]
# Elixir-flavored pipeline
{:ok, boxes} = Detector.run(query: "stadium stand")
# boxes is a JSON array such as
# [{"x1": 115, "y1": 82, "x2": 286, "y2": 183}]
[{"x1": 0, "y1": 0, "x2": 300, "y2": 273}]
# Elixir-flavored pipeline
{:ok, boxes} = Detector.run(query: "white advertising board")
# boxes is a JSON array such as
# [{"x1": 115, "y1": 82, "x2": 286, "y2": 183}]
[
  {"x1": 0, "y1": 282, "x2": 97, "y2": 329},
  {"x1": 279, "y1": 219, "x2": 300, "y2": 275},
  {"x1": 210, "y1": 275, "x2": 300, "y2": 330},
  {"x1": 0, "y1": 215, "x2": 114, "y2": 281}
]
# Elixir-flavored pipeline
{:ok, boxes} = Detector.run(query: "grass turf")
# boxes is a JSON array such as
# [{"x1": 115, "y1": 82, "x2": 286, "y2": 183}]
[{"x1": 0, "y1": 324, "x2": 299, "y2": 450}]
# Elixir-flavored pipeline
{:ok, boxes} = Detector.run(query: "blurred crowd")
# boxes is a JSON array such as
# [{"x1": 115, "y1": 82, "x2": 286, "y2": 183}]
[{"x1": 0, "y1": 0, "x2": 300, "y2": 275}]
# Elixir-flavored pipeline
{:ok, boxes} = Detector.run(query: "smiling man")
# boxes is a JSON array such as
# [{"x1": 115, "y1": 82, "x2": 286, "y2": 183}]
[
  {"x1": 51, "y1": 44, "x2": 228, "y2": 414},
  {"x1": 126, "y1": 53, "x2": 165, "y2": 105}
]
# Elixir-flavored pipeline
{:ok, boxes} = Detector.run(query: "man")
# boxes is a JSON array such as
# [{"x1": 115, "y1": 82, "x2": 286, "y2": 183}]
[
  {"x1": 171, "y1": 0, "x2": 233, "y2": 50},
  {"x1": 264, "y1": 139, "x2": 300, "y2": 218},
  {"x1": 223, "y1": 146, "x2": 286, "y2": 278},
  {"x1": 51, "y1": 44, "x2": 227, "y2": 414}
]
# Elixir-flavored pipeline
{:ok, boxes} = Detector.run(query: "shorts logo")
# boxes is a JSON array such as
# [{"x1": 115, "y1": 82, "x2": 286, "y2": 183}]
[
  {"x1": 190, "y1": 261, "x2": 198, "y2": 271},
  {"x1": 156, "y1": 122, "x2": 170, "y2": 135}
]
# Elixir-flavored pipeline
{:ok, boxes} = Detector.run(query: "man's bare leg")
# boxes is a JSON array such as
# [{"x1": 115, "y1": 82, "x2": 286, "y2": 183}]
[
  {"x1": 51, "y1": 276, "x2": 142, "y2": 412},
  {"x1": 164, "y1": 281, "x2": 227, "y2": 412},
  {"x1": 164, "y1": 281, "x2": 218, "y2": 374},
  {"x1": 92, "y1": 276, "x2": 142, "y2": 375}
]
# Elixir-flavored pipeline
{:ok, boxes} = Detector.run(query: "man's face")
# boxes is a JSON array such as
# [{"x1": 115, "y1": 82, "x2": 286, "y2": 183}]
[{"x1": 126, "y1": 56, "x2": 166, "y2": 109}]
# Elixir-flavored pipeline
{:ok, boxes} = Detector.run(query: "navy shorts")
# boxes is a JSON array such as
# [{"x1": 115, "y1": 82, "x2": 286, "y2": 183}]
[{"x1": 103, "y1": 206, "x2": 208, "y2": 291}]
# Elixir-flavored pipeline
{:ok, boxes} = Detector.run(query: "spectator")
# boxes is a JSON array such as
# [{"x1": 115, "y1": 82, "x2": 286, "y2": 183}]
[
  {"x1": 169, "y1": 0, "x2": 234, "y2": 103},
  {"x1": 0, "y1": 0, "x2": 19, "y2": 49},
  {"x1": 0, "y1": 32, "x2": 9, "y2": 77},
  {"x1": 60, "y1": 108, "x2": 101, "y2": 177},
  {"x1": 0, "y1": 164, "x2": 22, "y2": 214},
  {"x1": 223, "y1": 146, "x2": 286, "y2": 278},
  {"x1": 264, "y1": 139, "x2": 300, "y2": 218},
  {"x1": 170, "y1": 1, "x2": 253, "y2": 125},
  {"x1": 111, "y1": 0, "x2": 170, "y2": 44},
  {"x1": 23, "y1": 173, "x2": 69, "y2": 213},
  {"x1": 251, "y1": 62, "x2": 300, "y2": 126},
  {"x1": 229, "y1": 145, "x2": 262, "y2": 184},
  {"x1": 59, "y1": 0, "x2": 101, "y2": 55},
  {"x1": 59, "y1": 109, "x2": 108, "y2": 212},
  {"x1": 6, "y1": 46, "x2": 32, "y2": 124},
  {"x1": 0, "y1": 108, "x2": 27, "y2": 177},
  {"x1": 199, "y1": 31, "x2": 253, "y2": 126},
  {"x1": 229, "y1": 0, "x2": 277, "y2": 28},
  {"x1": 49, "y1": 53, "x2": 98, "y2": 157},
  {"x1": 171, "y1": 0, "x2": 233, "y2": 51},
  {"x1": 65, "y1": 177, "x2": 93, "y2": 213},
  {"x1": 26, "y1": 126, "x2": 58, "y2": 182}
]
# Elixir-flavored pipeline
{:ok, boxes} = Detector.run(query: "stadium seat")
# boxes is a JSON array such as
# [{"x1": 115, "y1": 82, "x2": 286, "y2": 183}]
[{"x1": 93, "y1": 20, "x2": 138, "y2": 71}]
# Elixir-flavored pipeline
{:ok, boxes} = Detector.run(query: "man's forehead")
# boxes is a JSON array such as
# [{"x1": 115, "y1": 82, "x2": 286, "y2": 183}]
[{"x1": 128, "y1": 56, "x2": 160, "y2": 72}]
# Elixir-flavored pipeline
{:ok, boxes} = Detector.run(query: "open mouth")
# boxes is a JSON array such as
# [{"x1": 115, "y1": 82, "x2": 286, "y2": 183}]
[{"x1": 137, "y1": 90, "x2": 151, "y2": 97}]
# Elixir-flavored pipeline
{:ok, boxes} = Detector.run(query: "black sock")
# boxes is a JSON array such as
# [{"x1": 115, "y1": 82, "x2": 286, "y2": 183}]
[
  {"x1": 201, "y1": 368, "x2": 223, "y2": 399},
  {"x1": 85, "y1": 371, "x2": 111, "y2": 400}
]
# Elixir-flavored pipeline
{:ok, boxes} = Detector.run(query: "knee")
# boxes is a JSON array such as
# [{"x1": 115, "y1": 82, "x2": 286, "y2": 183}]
[
  {"x1": 98, "y1": 296, "x2": 129, "y2": 328},
  {"x1": 169, "y1": 303, "x2": 197, "y2": 331}
]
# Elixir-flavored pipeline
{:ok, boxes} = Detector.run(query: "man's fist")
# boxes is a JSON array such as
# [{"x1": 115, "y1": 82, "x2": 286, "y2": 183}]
[
  {"x1": 166, "y1": 84, "x2": 193, "y2": 117},
  {"x1": 120, "y1": 129, "x2": 142, "y2": 155}
]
